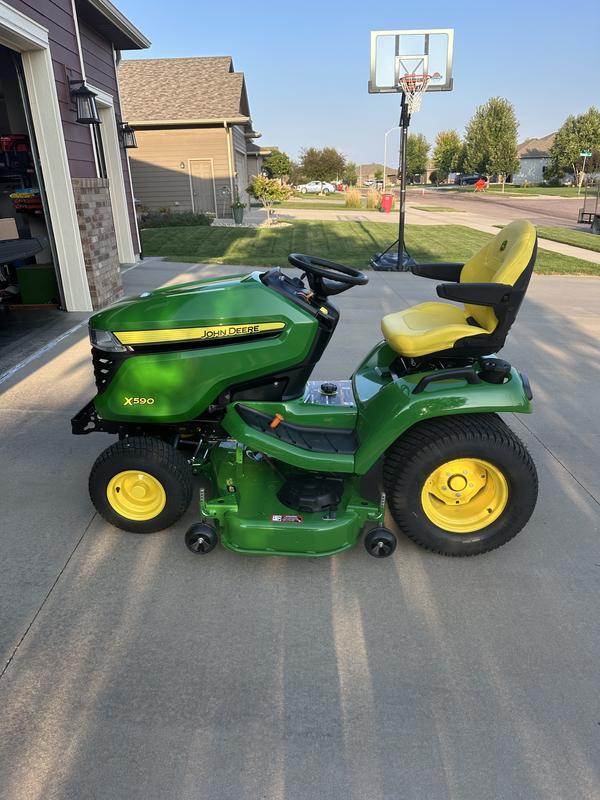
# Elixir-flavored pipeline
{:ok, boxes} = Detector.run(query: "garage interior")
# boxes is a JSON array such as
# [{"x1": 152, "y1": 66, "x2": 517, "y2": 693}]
[{"x1": 0, "y1": 43, "x2": 71, "y2": 375}]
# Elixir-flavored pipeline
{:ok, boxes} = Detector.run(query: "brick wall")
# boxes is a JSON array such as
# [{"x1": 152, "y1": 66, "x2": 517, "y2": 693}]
[{"x1": 71, "y1": 178, "x2": 123, "y2": 309}]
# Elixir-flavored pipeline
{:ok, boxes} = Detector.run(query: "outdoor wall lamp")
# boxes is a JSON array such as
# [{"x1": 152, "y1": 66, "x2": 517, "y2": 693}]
[
  {"x1": 69, "y1": 80, "x2": 101, "y2": 125},
  {"x1": 119, "y1": 122, "x2": 138, "y2": 149}
]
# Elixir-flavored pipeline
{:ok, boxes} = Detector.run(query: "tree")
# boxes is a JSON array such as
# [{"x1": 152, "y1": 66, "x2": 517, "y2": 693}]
[
  {"x1": 374, "y1": 167, "x2": 383, "y2": 181},
  {"x1": 343, "y1": 161, "x2": 358, "y2": 185},
  {"x1": 262, "y1": 150, "x2": 293, "y2": 180},
  {"x1": 288, "y1": 160, "x2": 305, "y2": 185},
  {"x1": 548, "y1": 107, "x2": 600, "y2": 188},
  {"x1": 463, "y1": 97, "x2": 519, "y2": 191},
  {"x1": 299, "y1": 146, "x2": 346, "y2": 181},
  {"x1": 433, "y1": 130, "x2": 462, "y2": 182},
  {"x1": 247, "y1": 175, "x2": 292, "y2": 225},
  {"x1": 405, "y1": 133, "x2": 429, "y2": 179}
]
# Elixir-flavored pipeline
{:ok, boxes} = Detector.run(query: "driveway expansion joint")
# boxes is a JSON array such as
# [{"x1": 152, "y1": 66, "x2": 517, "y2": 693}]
[{"x1": 0, "y1": 513, "x2": 97, "y2": 683}]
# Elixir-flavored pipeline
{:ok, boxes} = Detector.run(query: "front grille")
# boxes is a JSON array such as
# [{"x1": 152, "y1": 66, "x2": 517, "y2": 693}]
[{"x1": 91, "y1": 348, "x2": 122, "y2": 394}]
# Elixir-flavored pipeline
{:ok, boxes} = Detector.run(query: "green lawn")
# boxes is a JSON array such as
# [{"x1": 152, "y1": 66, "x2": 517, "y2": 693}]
[
  {"x1": 439, "y1": 185, "x2": 582, "y2": 198},
  {"x1": 141, "y1": 221, "x2": 599, "y2": 275},
  {"x1": 277, "y1": 201, "x2": 358, "y2": 211},
  {"x1": 536, "y1": 226, "x2": 600, "y2": 253}
]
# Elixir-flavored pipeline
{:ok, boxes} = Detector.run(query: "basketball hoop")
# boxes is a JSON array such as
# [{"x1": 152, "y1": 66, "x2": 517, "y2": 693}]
[{"x1": 398, "y1": 72, "x2": 441, "y2": 113}]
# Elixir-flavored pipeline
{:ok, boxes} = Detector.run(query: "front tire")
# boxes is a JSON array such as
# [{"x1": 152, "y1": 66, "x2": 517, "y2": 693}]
[
  {"x1": 383, "y1": 414, "x2": 538, "y2": 556},
  {"x1": 89, "y1": 436, "x2": 193, "y2": 533}
]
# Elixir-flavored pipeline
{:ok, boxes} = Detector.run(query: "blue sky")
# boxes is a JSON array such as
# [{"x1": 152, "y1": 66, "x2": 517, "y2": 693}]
[{"x1": 118, "y1": 0, "x2": 600, "y2": 164}]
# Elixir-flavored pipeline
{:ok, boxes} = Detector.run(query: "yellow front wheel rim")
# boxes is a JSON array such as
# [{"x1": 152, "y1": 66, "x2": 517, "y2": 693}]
[
  {"x1": 107, "y1": 470, "x2": 166, "y2": 521},
  {"x1": 421, "y1": 458, "x2": 508, "y2": 533}
]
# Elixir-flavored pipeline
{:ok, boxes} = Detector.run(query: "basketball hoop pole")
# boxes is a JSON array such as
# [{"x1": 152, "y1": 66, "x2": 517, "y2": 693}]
[{"x1": 397, "y1": 92, "x2": 411, "y2": 271}]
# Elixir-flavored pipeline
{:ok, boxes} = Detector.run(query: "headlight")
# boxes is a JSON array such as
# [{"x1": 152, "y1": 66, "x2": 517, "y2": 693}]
[{"x1": 89, "y1": 327, "x2": 128, "y2": 352}]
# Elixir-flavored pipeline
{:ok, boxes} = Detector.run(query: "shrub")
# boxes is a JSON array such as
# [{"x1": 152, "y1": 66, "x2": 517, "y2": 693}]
[
  {"x1": 366, "y1": 189, "x2": 381, "y2": 209},
  {"x1": 345, "y1": 187, "x2": 361, "y2": 208},
  {"x1": 141, "y1": 211, "x2": 213, "y2": 228},
  {"x1": 247, "y1": 175, "x2": 293, "y2": 224}
]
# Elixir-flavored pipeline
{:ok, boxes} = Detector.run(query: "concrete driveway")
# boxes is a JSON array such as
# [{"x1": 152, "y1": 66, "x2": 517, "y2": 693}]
[{"x1": 1, "y1": 259, "x2": 599, "y2": 800}]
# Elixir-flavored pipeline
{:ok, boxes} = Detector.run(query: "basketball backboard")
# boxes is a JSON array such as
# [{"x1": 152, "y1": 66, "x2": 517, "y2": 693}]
[{"x1": 368, "y1": 29, "x2": 454, "y2": 94}]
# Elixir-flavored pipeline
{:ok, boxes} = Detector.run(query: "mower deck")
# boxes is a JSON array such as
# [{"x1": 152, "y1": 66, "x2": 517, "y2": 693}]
[{"x1": 200, "y1": 442, "x2": 383, "y2": 557}]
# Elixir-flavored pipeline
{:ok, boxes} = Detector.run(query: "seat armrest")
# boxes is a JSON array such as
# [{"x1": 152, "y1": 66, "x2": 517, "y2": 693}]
[
  {"x1": 436, "y1": 282, "x2": 514, "y2": 306},
  {"x1": 411, "y1": 262, "x2": 463, "y2": 282}
]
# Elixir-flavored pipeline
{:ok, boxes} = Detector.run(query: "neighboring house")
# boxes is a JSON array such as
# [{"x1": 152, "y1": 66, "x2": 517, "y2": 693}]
[
  {"x1": 358, "y1": 163, "x2": 397, "y2": 185},
  {"x1": 0, "y1": 0, "x2": 148, "y2": 313},
  {"x1": 512, "y1": 133, "x2": 556, "y2": 185},
  {"x1": 247, "y1": 142, "x2": 273, "y2": 181},
  {"x1": 119, "y1": 57, "x2": 260, "y2": 218}
]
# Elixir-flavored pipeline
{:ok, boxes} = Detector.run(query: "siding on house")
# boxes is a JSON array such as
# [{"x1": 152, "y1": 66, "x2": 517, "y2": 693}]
[
  {"x1": 78, "y1": 19, "x2": 139, "y2": 251},
  {"x1": 129, "y1": 127, "x2": 232, "y2": 215},
  {"x1": 9, "y1": 0, "x2": 97, "y2": 178},
  {"x1": 512, "y1": 158, "x2": 549, "y2": 186}
]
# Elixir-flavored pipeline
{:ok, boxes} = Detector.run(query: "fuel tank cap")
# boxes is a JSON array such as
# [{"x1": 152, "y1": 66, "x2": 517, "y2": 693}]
[{"x1": 320, "y1": 382, "x2": 338, "y2": 396}]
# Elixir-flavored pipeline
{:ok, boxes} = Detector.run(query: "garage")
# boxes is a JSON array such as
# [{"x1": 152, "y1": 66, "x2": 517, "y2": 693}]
[
  {"x1": 0, "y1": 0, "x2": 149, "y2": 377},
  {"x1": 0, "y1": 43, "x2": 65, "y2": 351}
]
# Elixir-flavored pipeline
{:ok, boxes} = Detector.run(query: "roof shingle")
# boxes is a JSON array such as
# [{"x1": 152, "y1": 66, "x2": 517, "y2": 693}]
[
  {"x1": 119, "y1": 56, "x2": 250, "y2": 122},
  {"x1": 517, "y1": 132, "x2": 556, "y2": 159}
]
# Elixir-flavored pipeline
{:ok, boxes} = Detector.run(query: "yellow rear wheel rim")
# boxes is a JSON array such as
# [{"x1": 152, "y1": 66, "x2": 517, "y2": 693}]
[
  {"x1": 421, "y1": 458, "x2": 508, "y2": 533},
  {"x1": 107, "y1": 470, "x2": 166, "y2": 521}
]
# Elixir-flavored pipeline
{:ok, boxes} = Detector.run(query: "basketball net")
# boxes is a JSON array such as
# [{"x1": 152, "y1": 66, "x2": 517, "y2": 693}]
[{"x1": 398, "y1": 72, "x2": 441, "y2": 113}]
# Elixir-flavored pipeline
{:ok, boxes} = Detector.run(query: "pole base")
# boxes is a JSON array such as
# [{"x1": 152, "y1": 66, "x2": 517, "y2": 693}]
[{"x1": 370, "y1": 250, "x2": 416, "y2": 272}]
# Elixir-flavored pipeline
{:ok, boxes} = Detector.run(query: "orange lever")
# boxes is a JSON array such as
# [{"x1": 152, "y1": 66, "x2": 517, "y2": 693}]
[{"x1": 270, "y1": 413, "x2": 284, "y2": 429}]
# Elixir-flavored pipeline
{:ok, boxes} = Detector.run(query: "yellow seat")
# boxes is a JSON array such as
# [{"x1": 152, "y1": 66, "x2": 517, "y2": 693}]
[
  {"x1": 381, "y1": 302, "x2": 489, "y2": 359},
  {"x1": 381, "y1": 220, "x2": 537, "y2": 358}
]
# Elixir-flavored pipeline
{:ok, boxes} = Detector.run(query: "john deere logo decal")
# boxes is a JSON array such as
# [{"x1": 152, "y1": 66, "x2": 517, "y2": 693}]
[{"x1": 115, "y1": 322, "x2": 285, "y2": 346}]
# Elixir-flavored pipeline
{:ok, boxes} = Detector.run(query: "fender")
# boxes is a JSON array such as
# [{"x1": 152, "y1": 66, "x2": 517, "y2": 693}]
[
  {"x1": 222, "y1": 341, "x2": 531, "y2": 476},
  {"x1": 352, "y1": 341, "x2": 532, "y2": 474}
]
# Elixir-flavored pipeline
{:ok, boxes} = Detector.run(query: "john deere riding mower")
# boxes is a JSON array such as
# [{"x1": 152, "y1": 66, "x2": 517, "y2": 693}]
[{"x1": 72, "y1": 220, "x2": 538, "y2": 558}]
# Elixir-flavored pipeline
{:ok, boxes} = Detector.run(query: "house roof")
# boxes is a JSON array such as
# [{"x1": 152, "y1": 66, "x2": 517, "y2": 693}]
[
  {"x1": 359, "y1": 162, "x2": 397, "y2": 176},
  {"x1": 119, "y1": 57, "x2": 251, "y2": 125},
  {"x1": 246, "y1": 142, "x2": 272, "y2": 156},
  {"x1": 517, "y1": 133, "x2": 556, "y2": 159},
  {"x1": 76, "y1": 0, "x2": 150, "y2": 50}
]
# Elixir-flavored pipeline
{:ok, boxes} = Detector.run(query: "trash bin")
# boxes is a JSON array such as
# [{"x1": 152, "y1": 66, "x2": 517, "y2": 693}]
[{"x1": 381, "y1": 193, "x2": 394, "y2": 213}]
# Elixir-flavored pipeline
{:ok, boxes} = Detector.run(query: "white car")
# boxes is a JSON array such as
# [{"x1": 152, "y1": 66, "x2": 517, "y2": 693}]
[{"x1": 296, "y1": 180, "x2": 336, "y2": 194}]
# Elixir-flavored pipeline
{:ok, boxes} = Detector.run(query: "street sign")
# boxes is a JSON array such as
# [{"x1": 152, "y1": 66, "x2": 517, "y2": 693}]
[{"x1": 580, "y1": 150, "x2": 592, "y2": 157}]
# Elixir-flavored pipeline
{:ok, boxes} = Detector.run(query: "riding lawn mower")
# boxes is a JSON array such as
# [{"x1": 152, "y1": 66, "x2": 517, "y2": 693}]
[{"x1": 72, "y1": 219, "x2": 539, "y2": 559}]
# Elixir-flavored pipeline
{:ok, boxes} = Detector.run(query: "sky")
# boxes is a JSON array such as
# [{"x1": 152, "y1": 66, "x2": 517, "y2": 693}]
[{"x1": 117, "y1": 0, "x2": 600, "y2": 165}]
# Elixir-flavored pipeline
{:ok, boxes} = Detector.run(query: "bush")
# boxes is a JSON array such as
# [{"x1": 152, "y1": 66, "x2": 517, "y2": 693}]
[
  {"x1": 345, "y1": 187, "x2": 361, "y2": 208},
  {"x1": 141, "y1": 211, "x2": 213, "y2": 228},
  {"x1": 366, "y1": 189, "x2": 381, "y2": 209},
  {"x1": 247, "y1": 175, "x2": 293, "y2": 224}
]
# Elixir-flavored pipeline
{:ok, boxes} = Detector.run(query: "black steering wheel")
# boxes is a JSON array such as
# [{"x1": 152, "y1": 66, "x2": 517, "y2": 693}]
[{"x1": 287, "y1": 253, "x2": 368, "y2": 297}]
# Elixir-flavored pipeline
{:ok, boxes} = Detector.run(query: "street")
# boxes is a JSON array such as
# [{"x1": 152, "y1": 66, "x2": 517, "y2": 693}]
[
  {"x1": 411, "y1": 188, "x2": 585, "y2": 227},
  {"x1": 0, "y1": 259, "x2": 599, "y2": 800}
]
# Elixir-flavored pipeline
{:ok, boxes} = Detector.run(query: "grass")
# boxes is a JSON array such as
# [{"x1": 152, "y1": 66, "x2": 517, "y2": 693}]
[
  {"x1": 439, "y1": 185, "x2": 583, "y2": 197},
  {"x1": 277, "y1": 201, "x2": 358, "y2": 211},
  {"x1": 535, "y1": 226, "x2": 600, "y2": 253},
  {"x1": 142, "y1": 221, "x2": 598, "y2": 276},
  {"x1": 411, "y1": 206, "x2": 463, "y2": 213}
]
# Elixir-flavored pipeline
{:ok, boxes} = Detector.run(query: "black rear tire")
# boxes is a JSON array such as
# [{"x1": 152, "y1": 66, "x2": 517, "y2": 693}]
[
  {"x1": 383, "y1": 414, "x2": 538, "y2": 556},
  {"x1": 89, "y1": 436, "x2": 193, "y2": 533}
]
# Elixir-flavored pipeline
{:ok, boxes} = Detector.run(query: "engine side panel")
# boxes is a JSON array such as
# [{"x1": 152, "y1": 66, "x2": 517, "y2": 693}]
[{"x1": 92, "y1": 274, "x2": 319, "y2": 422}]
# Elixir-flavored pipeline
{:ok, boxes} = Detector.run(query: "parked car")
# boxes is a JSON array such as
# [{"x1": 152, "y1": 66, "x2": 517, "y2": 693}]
[
  {"x1": 454, "y1": 173, "x2": 486, "y2": 186},
  {"x1": 296, "y1": 180, "x2": 337, "y2": 194}
]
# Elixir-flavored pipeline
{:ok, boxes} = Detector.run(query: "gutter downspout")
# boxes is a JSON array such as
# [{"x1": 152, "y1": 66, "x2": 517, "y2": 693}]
[
  {"x1": 70, "y1": 0, "x2": 100, "y2": 176},
  {"x1": 225, "y1": 121, "x2": 235, "y2": 205}
]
